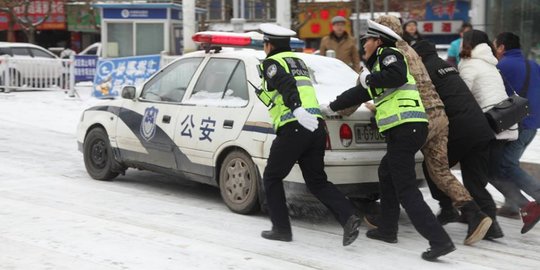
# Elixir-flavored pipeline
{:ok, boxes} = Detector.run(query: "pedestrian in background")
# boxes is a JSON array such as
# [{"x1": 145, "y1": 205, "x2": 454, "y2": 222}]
[
  {"x1": 322, "y1": 20, "x2": 455, "y2": 261},
  {"x1": 319, "y1": 15, "x2": 361, "y2": 72},
  {"x1": 257, "y1": 23, "x2": 361, "y2": 246},
  {"x1": 458, "y1": 29, "x2": 519, "y2": 239},
  {"x1": 447, "y1": 22, "x2": 473, "y2": 67},
  {"x1": 402, "y1": 20, "x2": 423, "y2": 46},
  {"x1": 375, "y1": 15, "x2": 491, "y2": 245},
  {"x1": 492, "y1": 32, "x2": 540, "y2": 234}
]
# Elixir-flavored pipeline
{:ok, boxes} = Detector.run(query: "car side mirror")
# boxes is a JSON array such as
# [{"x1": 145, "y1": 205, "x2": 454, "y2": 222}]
[{"x1": 121, "y1": 86, "x2": 136, "y2": 100}]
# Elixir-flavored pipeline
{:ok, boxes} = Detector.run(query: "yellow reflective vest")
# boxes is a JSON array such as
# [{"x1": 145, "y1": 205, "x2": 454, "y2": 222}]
[
  {"x1": 367, "y1": 47, "x2": 428, "y2": 133},
  {"x1": 259, "y1": 51, "x2": 322, "y2": 131}
]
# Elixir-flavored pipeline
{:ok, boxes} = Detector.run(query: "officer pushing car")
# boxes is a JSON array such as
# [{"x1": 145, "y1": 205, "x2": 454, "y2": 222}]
[
  {"x1": 321, "y1": 20, "x2": 455, "y2": 261},
  {"x1": 257, "y1": 23, "x2": 361, "y2": 246}
]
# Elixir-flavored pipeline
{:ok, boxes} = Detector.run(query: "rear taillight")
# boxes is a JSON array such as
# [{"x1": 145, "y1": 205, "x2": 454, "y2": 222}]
[
  {"x1": 323, "y1": 122, "x2": 332, "y2": 150},
  {"x1": 339, "y1": 124, "x2": 353, "y2": 147}
]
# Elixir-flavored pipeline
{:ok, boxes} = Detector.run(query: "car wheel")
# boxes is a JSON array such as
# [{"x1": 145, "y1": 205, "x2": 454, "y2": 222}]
[
  {"x1": 83, "y1": 127, "x2": 119, "y2": 180},
  {"x1": 219, "y1": 151, "x2": 260, "y2": 214}
]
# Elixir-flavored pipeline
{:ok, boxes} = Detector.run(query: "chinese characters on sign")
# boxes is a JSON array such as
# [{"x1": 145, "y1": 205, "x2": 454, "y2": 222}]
[
  {"x1": 180, "y1": 115, "x2": 216, "y2": 142},
  {"x1": 74, "y1": 55, "x2": 98, "y2": 82},
  {"x1": 0, "y1": 0, "x2": 66, "y2": 31},
  {"x1": 93, "y1": 55, "x2": 160, "y2": 97}
]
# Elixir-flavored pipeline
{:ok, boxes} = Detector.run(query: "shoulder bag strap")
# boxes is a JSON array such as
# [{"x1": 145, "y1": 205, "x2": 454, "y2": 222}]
[{"x1": 520, "y1": 58, "x2": 531, "y2": 98}]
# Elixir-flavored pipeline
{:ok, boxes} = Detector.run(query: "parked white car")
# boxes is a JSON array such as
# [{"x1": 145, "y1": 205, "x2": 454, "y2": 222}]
[
  {"x1": 0, "y1": 42, "x2": 66, "y2": 91},
  {"x1": 77, "y1": 32, "x2": 425, "y2": 214}
]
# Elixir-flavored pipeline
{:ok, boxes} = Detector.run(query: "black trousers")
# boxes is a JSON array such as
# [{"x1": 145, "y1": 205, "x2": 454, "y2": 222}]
[
  {"x1": 263, "y1": 119, "x2": 355, "y2": 232},
  {"x1": 427, "y1": 137, "x2": 497, "y2": 218},
  {"x1": 378, "y1": 122, "x2": 451, "y2": 247}
]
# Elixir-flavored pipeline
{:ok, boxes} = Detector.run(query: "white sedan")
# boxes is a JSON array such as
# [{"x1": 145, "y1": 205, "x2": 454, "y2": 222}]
[{"x1": 77, "y1": 32, "x2": 424, "y2": 214}]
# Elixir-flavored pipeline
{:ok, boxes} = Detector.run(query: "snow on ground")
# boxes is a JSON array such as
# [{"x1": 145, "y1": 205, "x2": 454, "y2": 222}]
[{"x1": 0, "y1": 88, "x2": 539, "y2": 270}]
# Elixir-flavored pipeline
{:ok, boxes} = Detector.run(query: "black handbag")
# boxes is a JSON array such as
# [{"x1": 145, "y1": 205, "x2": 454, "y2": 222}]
[{"x1": 485, "y1": 59, "x2": 531, "y2": 134}]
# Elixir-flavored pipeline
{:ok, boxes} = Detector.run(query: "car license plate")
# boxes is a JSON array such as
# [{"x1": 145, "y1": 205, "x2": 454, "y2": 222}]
[{"x1": 355, "y1": 124, "x2": 385, "y2": 143}]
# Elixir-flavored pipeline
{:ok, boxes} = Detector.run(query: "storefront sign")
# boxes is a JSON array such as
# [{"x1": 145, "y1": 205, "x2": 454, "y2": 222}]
[
  {"x1": 0, "y1": 0, "x2": 66, "y2": 30},
  {"x1": 93, "y1": 55, "x2": 161, "y2": 97},
  {"x1": 66, "y1": 4, "x2": 100, "y2": 33},
  {"x1": 417, "y1": 20, "x2": 463, "y2": 35},
  {"x1": 103, "y1": 8, "x2": 167, "y2": 20},
  {"x1": 74, "y1": 55, "x2": 99, "y2": 83},
  {"x1": 425, "y1": 0, "x2": 469, "y2": 21}
]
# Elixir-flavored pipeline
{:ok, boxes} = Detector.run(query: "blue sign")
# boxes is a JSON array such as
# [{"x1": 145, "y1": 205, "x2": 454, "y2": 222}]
[
  {"x1": 74, "y1": 55, "x2": 98, "y2": 82},
  {"x1": 425, "y1": 1, "x2": 469, "y2": 21},
  {"x1": 93, "y1": 55, "x2": 160, "y2": 98},
  {"x1": 103, "y1": 8, "x2": 167, "y2": 19}
]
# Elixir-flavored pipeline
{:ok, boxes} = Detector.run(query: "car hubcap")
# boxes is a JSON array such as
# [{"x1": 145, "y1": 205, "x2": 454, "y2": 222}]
[
  {"x1": 90, "y1": 139, "x2": 107, "y2": 169},
  {"x1": 224, "y1": 158, "x2": 251, "y2": 203}
]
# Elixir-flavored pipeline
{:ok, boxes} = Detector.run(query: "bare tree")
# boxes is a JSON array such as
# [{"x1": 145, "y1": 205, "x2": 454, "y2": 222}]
[{"x1": 0, "y1": 0, "x2": 54, "y2": 43}]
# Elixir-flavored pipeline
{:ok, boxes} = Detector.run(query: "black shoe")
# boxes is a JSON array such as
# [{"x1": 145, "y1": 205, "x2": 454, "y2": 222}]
[
  {"x1": 483, "y1": 220, "x2": 504, "y2": 240},
  {"x1": 421, "y1": 242, "x2": 456, "y2": 261},
  {"x1": 343, "y1": 215, "x2": 362, "y2": 246},
  {"x1": 261, "y1": 229, "x2": 292, "y2": 242},
  {"x1": 366, "y1": 229, "x2": 397, "y2": 244},
  {"x1": 459, "y1": 201, "x2": 492, "y2": 245},
  {"x1": 437, "y1": 207, "x2": 461, "y2": 225}
]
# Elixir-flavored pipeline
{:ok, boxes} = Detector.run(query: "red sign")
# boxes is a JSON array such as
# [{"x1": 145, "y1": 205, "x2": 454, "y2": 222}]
[{"x1": 0, "y1": 0, "x2": 66, "y2": 31}]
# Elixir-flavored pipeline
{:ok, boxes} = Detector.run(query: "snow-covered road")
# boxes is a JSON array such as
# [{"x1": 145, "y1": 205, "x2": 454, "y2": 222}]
[{"x1": 0, "y1": 89, "x2": 539, "y2": 270}]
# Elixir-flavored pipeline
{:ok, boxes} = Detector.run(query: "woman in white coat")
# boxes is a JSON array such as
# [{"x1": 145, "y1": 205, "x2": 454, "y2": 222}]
[{"x1": 458, "y1": 29, "x2": 518, "y2": 240}]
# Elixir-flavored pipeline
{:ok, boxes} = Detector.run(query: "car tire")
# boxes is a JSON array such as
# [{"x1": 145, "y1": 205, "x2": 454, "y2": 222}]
[
  {"x1": 219, "y1": 151, "x2": 260, "y2": 214},
  {"x1": 83, "y1": 127, "x2": 119, "y2": 181}
]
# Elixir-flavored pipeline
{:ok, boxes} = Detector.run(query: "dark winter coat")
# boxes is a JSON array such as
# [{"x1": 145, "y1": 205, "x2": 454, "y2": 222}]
[{"x1": 413, "y1": 40, "x2": 494, "y2": 144}]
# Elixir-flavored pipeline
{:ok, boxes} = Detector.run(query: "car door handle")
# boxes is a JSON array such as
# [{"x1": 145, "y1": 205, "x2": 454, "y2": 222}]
[
  {"x1": 162, "y1": 115, "x2": 171, "y2": 124},
  {"x1": 223, "y1": 120, "x2": 234, "y2": 129}
]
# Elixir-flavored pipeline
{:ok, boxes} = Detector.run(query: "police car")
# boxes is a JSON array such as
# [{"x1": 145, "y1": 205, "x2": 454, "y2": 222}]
[{"x1": 77, "y1": 31, "x2": 425, "y2": 214}]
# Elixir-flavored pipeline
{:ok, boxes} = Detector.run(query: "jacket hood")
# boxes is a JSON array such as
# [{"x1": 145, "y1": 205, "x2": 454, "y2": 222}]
[
  {"x1": 470, "y1": 43, "x2": 498, "y2": 65},
  {"x1": 375, "y1": 15, "x2": 403, "y2": 36},
  {"x1": 412, "y1": 40, "x2": 437, "y2": 58}
]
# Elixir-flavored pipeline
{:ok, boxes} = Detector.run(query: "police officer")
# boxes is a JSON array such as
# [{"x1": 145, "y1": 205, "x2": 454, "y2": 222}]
[
  {"x1": 257, "y1": 23, "x2": 361, "y2": 246},
  {"x1": 322, "y1": 20, "x2": 455, "y2": 261}
]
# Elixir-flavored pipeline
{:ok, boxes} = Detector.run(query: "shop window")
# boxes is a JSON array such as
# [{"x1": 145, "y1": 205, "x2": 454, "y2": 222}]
[
  {"x1": 136, "y1": 23, "x2": 164, "y2": 56},
  {"x1": 107, "y1": 23, "x2": 133, "y2": 57}
]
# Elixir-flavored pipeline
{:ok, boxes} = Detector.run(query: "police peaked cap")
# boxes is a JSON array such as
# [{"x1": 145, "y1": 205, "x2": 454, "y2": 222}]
[
  {"x1": 362, "y1": 19, "x2": 402, "y2": 43},
  {"x1": 260, "y1": 23, "x2": 296, "y2": 42}
]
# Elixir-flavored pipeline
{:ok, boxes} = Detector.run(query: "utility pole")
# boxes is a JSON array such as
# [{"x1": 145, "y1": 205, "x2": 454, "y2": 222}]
[
  {"x1": 276, "y1": 0, "x2": 291, "y2": 29},
  {"x1": 182, "y1": 0, "x2": 196, "y2": 53},
  {"x1": 231, "y1": 0, "x2": 245, "y2": 33}
]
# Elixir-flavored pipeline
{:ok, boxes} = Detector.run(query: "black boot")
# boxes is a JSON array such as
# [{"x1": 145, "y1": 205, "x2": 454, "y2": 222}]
[
  {"x1": 459, "y1": 201, "x2": 492, "y2": 245},
  {"x1": 421, "y1": 242, "x2": 456, "y2": 261},
  {"x1": 343, "y1": 215, "x2": 362, "y2": 246},
  {"x1": 437, "y1": 207, "x2": 461, "y2": 225},
  {"x1": 261, "y1": 228, "x2": 292, "y2": 242},
  {"x1": 366, "y1": 229, "x2": 397, "y2": 243},
  {"x1": 484, "y1": 220, "x2": 504, "y2": 240}
]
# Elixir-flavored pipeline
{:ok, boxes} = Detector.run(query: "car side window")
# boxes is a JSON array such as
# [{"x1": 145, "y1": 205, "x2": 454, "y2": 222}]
[
  {"x1": 0, "y1": 48, "x2": 12, "y2": 56},
  {"x1": 11, "y1": 47, "x2": 31, "y2": 56},
  {"x1": 188, "y1": 58, "x2": 249, "y2": 107},
  {"x1": 141, "y1": 57, "x2": 203, "y2": 102},
  {"x1": 85, "y1": 47, "x2": 98, "y2": 55},
  {"x1": 30, "y1": 48, "x2": 54, "y2": 58}
]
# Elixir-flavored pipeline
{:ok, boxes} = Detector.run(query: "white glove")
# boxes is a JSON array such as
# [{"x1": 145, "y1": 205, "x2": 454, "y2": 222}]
[
  {"x1": 319, "y1": 103, "x2": 336, "y2": 116},
  {"x1": 359, "y1": 68, "x2": 371, "y2": 89},
  {"x1": 293, "y1": 107, "x2": 319, "y2": 132}
]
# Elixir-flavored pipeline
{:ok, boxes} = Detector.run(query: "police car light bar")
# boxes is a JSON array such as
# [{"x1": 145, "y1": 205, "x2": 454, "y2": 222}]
[{"x1": 192, "y1": 31, "x2": 305, "y2": 50}]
